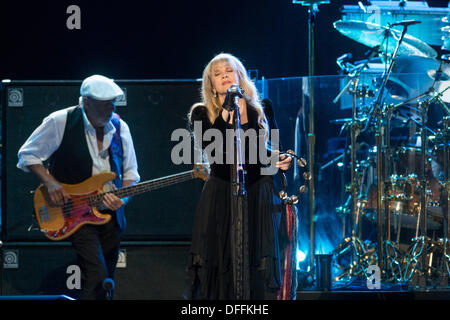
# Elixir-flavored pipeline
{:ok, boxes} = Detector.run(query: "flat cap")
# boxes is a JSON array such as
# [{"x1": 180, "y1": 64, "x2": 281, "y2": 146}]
[{"x1": 80, "y1": 75, "x2": 124, "y2": 101}]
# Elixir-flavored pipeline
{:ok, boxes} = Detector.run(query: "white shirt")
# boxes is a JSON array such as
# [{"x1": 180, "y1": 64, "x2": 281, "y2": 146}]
[{"x1": 17, "y1": 104, "x2": 141, "y2": 187}]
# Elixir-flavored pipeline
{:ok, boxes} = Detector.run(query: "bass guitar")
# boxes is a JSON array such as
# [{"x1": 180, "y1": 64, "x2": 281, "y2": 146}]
[{"x1": 33, "y1": 163, "x2": 209, "y2": 240}]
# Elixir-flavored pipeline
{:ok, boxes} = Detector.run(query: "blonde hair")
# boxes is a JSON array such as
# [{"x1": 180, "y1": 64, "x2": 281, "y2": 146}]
[{"x1": 189, "y1": 53, "x2": 268, "y2": 134}]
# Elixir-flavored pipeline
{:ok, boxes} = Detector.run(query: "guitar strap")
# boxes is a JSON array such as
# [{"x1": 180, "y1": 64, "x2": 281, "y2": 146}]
[
  {"x1": 109, "y1": 113, "x2": 124, "y2": 189},
  {"x1": 108, "y1": 113, "x2": 126, "y2": 232}
]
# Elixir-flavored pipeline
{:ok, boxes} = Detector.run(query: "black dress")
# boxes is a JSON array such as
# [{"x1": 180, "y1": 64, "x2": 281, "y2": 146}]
[{"x1": 185, "y1": 99, "x2": 287, "y2": 300}]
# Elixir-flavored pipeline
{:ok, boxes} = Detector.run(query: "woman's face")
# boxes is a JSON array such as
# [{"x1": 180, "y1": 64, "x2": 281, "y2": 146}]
[{"x1": 210, "y1": 60, "x2": 240, "y2": 97}]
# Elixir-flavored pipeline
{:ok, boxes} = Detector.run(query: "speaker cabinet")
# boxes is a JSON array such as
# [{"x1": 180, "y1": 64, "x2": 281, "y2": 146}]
[
  {"x1": 114, "y1": 242, "x2": 190, "y2": 299},
  {"x1": 1, "y1": 242, "x2": 80, "y2": 298},
  {"x1": 1, "y1": 241, "x2": 191, "y2": 299},
  {"x1": 1, "y1": 80, "x2": 203, "y2": 241}
]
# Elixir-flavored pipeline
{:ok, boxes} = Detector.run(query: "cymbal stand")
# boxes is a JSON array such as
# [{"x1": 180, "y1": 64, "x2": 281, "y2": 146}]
[
  {"x1": 387, "y1": 81, "x2": 448, "y2": 285},
  {"x1": 430, "y1": 92, "x2": 450, "y2": 281},
  {"x1": 442, "y1": 116, "x2": 449, "y2": 276},
  {"x1": 388, "y1": 98, "x2": 432, "y2": 286},
  {"x1": 332, "y1": 51, "x2": 380, "y2": 281},
  {"x1": 408, "y1": 87, "x2": 448, "y2": 286},
  {"x1": 414, "y1": 64, "x2": 448, "y2": 273},
  {"x1": 369, "y1": 23, "x2": 410, "y2": 275},
  {"x1": 418, "y1": 99, "x2": 431, "y2": 283},
  {"x1": 350, "y1": 78, "x2": 361, "y2": 240}
]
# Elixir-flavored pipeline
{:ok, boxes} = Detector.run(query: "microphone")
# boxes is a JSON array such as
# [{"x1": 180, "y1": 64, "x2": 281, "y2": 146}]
[
  {"x1": 222, "y1": 84, "x2": 243, "y2": 112},
  {"x1": 103, "y1": 277, "x2": 115, "y2": 300},
  {"x1": 389, "y1": 20, "x2": 421, "y2": 28}
]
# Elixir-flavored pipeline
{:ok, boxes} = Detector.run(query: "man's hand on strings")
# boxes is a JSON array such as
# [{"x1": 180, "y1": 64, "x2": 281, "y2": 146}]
[
  {"x1": 102, "y1": 192, "x2": 125, "y2": 211},
  {"x1": 45, "y1": 180, "x2": 71, "y2": 207}
]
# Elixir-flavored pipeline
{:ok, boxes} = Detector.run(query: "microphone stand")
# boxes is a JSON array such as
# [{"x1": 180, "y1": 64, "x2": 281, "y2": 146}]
[
  {"x1": 228, "y1": 92, "x2": 250, "y2": 300},
  {"x1": 293, "y1": 0, "x2": 329, "y2": 276}
]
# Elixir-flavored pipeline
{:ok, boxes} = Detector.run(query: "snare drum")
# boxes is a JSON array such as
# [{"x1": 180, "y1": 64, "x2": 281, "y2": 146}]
[
  {"x1": 366, "y1": 174, "x2": 418, "y2": 214},
  {"x1": 364, "y1": 174, "x2": 443, "y2": 230}
]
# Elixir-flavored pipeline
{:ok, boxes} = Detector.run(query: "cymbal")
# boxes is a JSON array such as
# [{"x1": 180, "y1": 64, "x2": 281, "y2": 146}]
[
  {"x1": 428, "y1": 69, "x2": 450, "y2": 82},
  {"x1": 442, "y1": 24, "x2": 450, "y2": 51},
  {"x1": 386, "y1": 55, "x2": 450, "y2": 101},
  {"x1": 334, "y1": 20, "x2": 437, "y2": 58},
  {"x1": 436, "y1": 81, "x2": 450, "y2": 103}
]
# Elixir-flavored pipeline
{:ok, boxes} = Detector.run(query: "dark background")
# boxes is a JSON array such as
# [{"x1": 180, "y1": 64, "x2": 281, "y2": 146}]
[
  {"x1": 1, "y1": 0, "x2": 449, "y2": 242},
  {"x1": 0, "y1": 1, "x2": 449, "y2": 298},
  {"x1": 0, "y1": 0, "x2": 445, "y2": 81}
]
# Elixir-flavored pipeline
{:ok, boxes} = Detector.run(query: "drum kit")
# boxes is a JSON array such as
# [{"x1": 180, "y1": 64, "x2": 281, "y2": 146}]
[{"x1": 330, "y1": 17, "x2": 450, "y2": 286}]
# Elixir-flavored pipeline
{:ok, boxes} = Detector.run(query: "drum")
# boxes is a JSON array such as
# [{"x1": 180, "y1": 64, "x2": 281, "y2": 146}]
[
  {"x1": 365, "y1": 174, "x2": 442, "y2": 230},
  {"x1": 430, "y1": 141, "x2": 448, "y2": 179},
  {"x1": 427, "y1": 141, "x2": 448, "y2": 219},
  {"x1": 393, "y1": 146, "x2": 432, "y2": 176},
  {"x1": 366, "y1": 174, "x2": 417, "y2": 213}
]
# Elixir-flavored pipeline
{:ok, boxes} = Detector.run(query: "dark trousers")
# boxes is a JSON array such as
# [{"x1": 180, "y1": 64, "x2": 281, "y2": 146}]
[{"x1": 70, "y1": 217, "x2": 121, "y2": 300}]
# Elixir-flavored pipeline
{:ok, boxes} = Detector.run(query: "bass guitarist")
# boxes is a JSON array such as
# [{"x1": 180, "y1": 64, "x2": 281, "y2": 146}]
[{"x1": 17, "y1": 74, "x2": 140, "y2": 300}]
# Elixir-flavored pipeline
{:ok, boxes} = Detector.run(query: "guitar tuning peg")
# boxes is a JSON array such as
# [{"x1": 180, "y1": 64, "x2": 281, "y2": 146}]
[
  {"x1": 30, "y1": 190, "x2": 35, "y2": 195},
  {"x1": 297, "y1": 158, "x2": 307, "y2": 168},
  {"x1": 303, "y1": 172, "x2": 311, "y2": 181},
  {"x1": 279, "y1": 190, "x2": 288, "y2": 200}
]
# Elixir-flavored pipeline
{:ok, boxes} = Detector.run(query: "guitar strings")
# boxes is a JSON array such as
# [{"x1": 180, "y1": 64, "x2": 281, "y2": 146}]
[
  {"x1": 61, "y1": 172, "x2": 194, "y2": 216},
  {"x1": 43, "y1": 173, "x2": 195, "y2": 222},
  {"x1": 40, "y1": 171, "x2": 196, "y2": 220}
]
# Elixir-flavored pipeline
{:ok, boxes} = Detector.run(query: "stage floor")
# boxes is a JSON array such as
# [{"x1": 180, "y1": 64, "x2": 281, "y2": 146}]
[{"x1": 297, "y1": 279, "x2": 450, "y2": 300}]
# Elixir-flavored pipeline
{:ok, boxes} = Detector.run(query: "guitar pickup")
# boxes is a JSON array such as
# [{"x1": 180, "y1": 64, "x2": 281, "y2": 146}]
[
  {"x1": 63, "y1": 199, "x2": 74, "y2": 218},
  {"x1": 38, "y1": 206, "x2": 50, "y2": 222}
]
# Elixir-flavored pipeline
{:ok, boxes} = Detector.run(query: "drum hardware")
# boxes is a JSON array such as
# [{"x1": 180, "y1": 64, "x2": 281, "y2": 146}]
[
  {"x1": 381, "y1": 55, "x2": 450, "y2": 283},
  {"x1": 380, "y1": 89, "x2": 449, "y2": 284},
  {"x1": 391, "y1": 96, "x2": 432, "y2": 283},
  {"x1": 331, "y1": 8, "x2": 450, "y2": 286},
  {"x1": 352, "y1": 85, "x2": 375, "y2": 99},
  {"x1": 331, "y1": 41, "x2": 381, "y2": 280},
  {"x1": 442, "y1": 238, "x2": 450, "y2": 277},
  {"x1": 363, "y1": 22, "x2": 423, "y2": 274},
  {"x1": 431, "y1": 86, "x2": 450, "y2": 116},
  {"x1": 385, "y1": 236, "x2": 450, "y2": 287},
  {"x1": 332, "y1": 236, "x2": 377, "y2": 282},
  {"x1": 434, "y1": 114, "x2": 449, "y2": 277},
  {"x1": 333, "y1": 46, "x2": 380, "y2": 105},
  {"x1": 333, "y1": 17, "x2": 450, "y2": 285},
  {"x1": 331, "y1": 57, "x2": 379, "y2": 283},
  {"x1": 385, "y1": 236, "x2": 427, "y2": 283}
]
